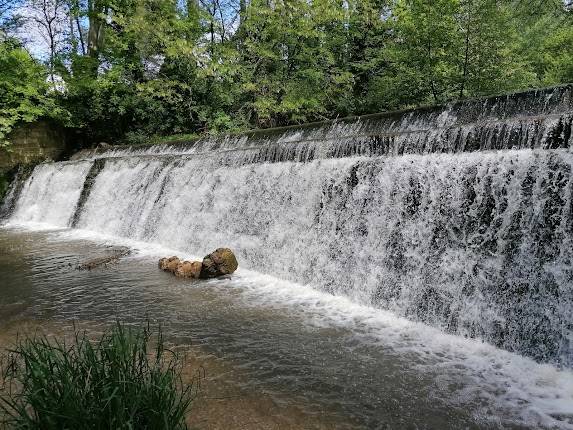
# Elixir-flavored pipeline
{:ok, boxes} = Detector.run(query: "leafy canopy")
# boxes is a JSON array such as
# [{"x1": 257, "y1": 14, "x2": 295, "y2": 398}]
[{"x1": 2, "y1": 0, "x2": 573, "y2": 146}]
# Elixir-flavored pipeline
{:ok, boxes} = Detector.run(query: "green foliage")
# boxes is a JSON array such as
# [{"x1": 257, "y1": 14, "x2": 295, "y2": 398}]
[
  {"x1": 542, "y1": 25, "x2": 573, "y2": 84},
  {"x1": 371, "y1": 0, "x2": 535, "y2": 109},
  {"x1": 59, "y1": 0, "x2": 205, "y2": 143},
  {"x1": 0, "y1": 40, "x2": 67, "y2": 148},
  {"x1": 4, "y1": 0, "x2": 573, "y2": 145},
  {"x1": 509, "y1": 0, "x2": 571, "y2": 86},
  {"x1": 0, "y1": 322, "x2": 195, "y2": 429},
  {"x1": 235, "y1": 0, "x2": 354, "y2": 127}
]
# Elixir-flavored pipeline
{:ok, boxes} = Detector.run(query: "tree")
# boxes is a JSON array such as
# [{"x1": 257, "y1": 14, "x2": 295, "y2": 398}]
[
  {"x1": 457, "y1": 0, "x2": 533, "y2": 98},
  {"x1": 1, "y1": 0, "x2": 25, "y2": 35},
  {"x1": 21, "y1": 0, "x2": 69, "y2": 89},
  {"x1": 344, "y1": 0, "x2": 392, "y2": 114},
  {"x1": 4, "y1": 0, "x2": 572, "y2": 146},
  {"x1": 234, "y1": 0, "x2": 353, "y2": 128},
  {"x1": 0, "y1": 39, "x2": 66, "y2": 147},
  {"x1": 541, "y1": 22, "x2": 573, "y2": 84},
  {"x1": 374, "y1": 0, "x2": 461, "y2": 108}
]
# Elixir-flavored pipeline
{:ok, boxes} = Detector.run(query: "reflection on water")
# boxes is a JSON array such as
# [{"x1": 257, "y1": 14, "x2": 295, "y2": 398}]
[{"x1": 0, "y1": 228, "x2": 571, "y2": 429}]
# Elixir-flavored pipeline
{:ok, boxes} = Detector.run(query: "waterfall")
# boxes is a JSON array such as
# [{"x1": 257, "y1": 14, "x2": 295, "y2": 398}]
[
  {"x1": 6, "y1": 85, "x2": 573, "y2": 367},
  {"x1": 9, "y1": 162, "x2": 93, "y2": 226},
  {"x1": 0, "y1": 168, "x2": 29, "y2": 219}
]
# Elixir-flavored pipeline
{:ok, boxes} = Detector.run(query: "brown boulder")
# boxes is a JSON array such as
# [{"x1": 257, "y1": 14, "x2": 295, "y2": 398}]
[
  {"x1": 175, "y1": 261, "x2": 202, "y2": 279},
  {"x1": 159, "y1": 256, "x2": 180, "y2": 273},
  {"x1": 200, "y1": 248, "x2": 238, "y2": 279}
]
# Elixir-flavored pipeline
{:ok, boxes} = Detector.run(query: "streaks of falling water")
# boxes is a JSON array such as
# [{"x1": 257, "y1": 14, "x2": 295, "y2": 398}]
[
  {"x1": 8, "y1": 149, "x2": 573, "y2": 367},
  {"x1": 4, "y1": 85, "x2": 573, "y2": 368},
  {"x1": 10, "y1": 162, "x2": 93, "y2": 226}
]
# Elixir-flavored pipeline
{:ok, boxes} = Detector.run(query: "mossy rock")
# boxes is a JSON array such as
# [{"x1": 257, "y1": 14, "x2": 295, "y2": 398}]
[{"x1": 200, "y1": 248, "x2": 239, "y2": 279}]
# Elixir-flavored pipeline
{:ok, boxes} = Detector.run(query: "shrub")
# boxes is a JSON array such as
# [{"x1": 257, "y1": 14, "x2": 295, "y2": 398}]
[{"x1": 0, "y1": 322, "x2": 195, "y2": 429}]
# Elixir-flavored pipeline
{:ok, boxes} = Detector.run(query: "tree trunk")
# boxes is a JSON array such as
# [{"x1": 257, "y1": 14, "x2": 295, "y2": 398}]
[
  {"x1": 76, "y1": 16, "x2": 86, "y2": 55},
  {"x1": 240, "y1": 0, "x2": 246, "y2": 24},
  {"x1": 460, "y1": 0, "x2": 473, "y2": 98},
  {"x1": 87, "y1": 0, "x2": 104, "y2": 59}
]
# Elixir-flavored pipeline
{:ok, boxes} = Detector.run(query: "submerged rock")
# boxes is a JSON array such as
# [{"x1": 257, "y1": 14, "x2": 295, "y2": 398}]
[
  {"x1": 200, "y1": 248, "x2": 238, "y2": 279},
  {"x1": 175, "y1": 261, "x2": 202, "y2": 279}
]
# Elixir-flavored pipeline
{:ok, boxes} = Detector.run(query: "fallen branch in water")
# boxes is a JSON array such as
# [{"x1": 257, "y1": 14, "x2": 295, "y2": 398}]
[{"x1": 76, "y1": 247, "x2": 131, "y2": 270}]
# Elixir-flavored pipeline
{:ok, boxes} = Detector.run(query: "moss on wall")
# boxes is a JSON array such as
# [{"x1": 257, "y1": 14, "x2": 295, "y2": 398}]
[
  {"x1": 0, "y1": 121, "x2": 68, "y2": 206},
  {"x1": 0, "y1": 121, "x2": 69, "y2": 171}
]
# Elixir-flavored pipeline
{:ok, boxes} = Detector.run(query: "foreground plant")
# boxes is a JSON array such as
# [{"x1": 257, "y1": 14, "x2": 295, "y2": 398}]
[{"x1": 0, "y1": 322, "x2": 195, "y2": 429}]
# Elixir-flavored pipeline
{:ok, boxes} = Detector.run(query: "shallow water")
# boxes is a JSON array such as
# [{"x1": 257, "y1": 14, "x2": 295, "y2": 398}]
[{"x1": 0, "y1": 226, "x2": 572, "y2": 429}]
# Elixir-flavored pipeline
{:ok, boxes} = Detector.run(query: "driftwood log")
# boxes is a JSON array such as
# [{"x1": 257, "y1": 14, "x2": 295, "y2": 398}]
[{"x1": 76, "y1": 247, "x2": 131, "y2": 270}]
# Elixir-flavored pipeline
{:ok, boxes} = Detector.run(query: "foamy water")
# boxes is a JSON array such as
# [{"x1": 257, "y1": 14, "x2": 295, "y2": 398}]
[{"x1": 7, "y1": 149, "x2": 573, "y2": 367}]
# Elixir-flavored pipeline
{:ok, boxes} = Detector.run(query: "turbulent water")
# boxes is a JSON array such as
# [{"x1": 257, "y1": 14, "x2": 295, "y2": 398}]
[{"x1": 3, "y1": 85, "x2": 573, "y2": 370}]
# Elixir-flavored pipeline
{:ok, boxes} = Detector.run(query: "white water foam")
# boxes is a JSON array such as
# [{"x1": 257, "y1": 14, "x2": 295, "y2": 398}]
[
  {"x1": 55, "y1": 149, "x2": 573, "y2": 367},
  {"x1": 5, "y1": 149, "x2": 573, "y2": 366},
  {"x1": 226, "y1": 272, "x2": 573, "y2": 429},
  {"x1": 9, "y1": 162, "x2": 93, "y2": 227}
]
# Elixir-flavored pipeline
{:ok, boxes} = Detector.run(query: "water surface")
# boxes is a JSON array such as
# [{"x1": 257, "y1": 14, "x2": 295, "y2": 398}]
[{"x1": 1, "y1": 227, "x2": 572, "y2": 429}]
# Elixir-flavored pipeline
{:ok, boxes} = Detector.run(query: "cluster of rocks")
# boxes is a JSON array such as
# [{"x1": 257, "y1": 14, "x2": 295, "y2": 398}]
[{"x1": 159, "y1": 248, "x2": 238, "y2": 279}]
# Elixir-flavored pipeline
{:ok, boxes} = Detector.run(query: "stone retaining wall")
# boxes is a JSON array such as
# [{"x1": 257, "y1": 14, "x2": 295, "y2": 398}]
[
  {"x1": 0, "y1": 121, "x2": 70, "y2": 201},
  {"x1": 0, "y1": 121, "x2": 69, "y2": 170}
]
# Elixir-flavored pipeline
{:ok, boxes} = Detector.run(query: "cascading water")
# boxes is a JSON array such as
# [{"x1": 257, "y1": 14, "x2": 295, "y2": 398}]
[
  {"x1": 5, "y1": 85, "x2": 573, "y2": 367},
  {"x1": 9, "y1": 161, "x2": 93, "y2": 226}
]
